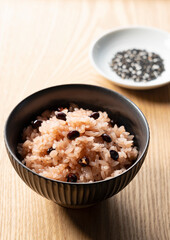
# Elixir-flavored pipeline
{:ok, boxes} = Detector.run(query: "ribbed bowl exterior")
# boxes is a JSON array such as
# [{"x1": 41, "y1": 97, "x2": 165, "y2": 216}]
[{"x1": 6, "y1": 144, "x2": 147, "y2": 208}]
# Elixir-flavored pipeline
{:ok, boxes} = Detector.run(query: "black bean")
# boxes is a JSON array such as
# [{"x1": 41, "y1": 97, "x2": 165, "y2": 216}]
[
  {"x1": 67, "y1": 130, "x2": 80, "y2": 140},
  {"x1": 68, "y1": 103, "x2": 78, "y2": 112},
  {"x1": 31, "y1": 119, "x2": 42, "y2": 129},
  {"x1": 101, "y1": 134, "x2": 112, "y2": 143},
  {"x1": 78, "y1": 157, "x2": 89, "y2": 167},
  {"x1": 57, "y1": 107, "x2": 64, "y2": 112},
  {"x1": 89, "y1": 112, "x2": 100, "y2": 120},
  {"x1": 110, "y1": 150, "x2": 119, "y2": 160},
  {"x1": 47, "y1": 147, "x2": 54, "y2": 154},
  {"x1": 56, "y1": 112, "x2": 66, "y2": 121},
  {"x1": 110, "y1": 120, "x2": 114, "y2": 127},
  {"x1": 66, "y1": 173, "x2": 77, "y2": 182}
]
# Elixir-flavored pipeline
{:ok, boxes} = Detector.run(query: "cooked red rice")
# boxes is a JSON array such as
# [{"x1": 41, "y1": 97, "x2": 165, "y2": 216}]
[{"x1": 18, "y1": 105, "x2": 138, "y2": 182}]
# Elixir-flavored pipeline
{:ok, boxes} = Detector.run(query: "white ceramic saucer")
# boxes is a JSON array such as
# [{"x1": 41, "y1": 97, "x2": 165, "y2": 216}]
[{"x1": 90, "y1": 26, "x2": 170, "y2": 90}]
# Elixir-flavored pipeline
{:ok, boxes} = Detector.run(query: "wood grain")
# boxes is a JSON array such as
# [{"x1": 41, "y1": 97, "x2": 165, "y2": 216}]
[{"x1": 0, "y1": 0, "x2": 170, "y2": 239}]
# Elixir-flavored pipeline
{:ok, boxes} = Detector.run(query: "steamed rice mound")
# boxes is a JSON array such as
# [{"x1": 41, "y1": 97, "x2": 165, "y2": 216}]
[{"x1": 18, "y1": 106, "x2": 138, "y2": 182}]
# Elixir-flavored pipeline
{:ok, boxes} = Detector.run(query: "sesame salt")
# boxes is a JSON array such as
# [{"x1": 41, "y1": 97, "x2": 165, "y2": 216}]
[{"x1": 110, "y1": 49, "x2": 165, "y2": 82}]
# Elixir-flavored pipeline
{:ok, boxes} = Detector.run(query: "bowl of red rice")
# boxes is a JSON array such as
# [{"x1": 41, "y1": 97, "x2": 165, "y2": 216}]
[{"x1": 4, "y1": 84, "x2": 149, "y2": 208}]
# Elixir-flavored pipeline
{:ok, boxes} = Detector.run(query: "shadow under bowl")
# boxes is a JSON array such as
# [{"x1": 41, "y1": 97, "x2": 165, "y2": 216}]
[{"x1": 4, "y1": 84, "x2": 150, "y2": 208}]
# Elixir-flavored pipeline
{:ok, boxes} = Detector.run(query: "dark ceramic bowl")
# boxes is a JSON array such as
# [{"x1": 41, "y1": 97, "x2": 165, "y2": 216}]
[{"x1": 4, "y1": 84, "x2": 149, "y2": 208}]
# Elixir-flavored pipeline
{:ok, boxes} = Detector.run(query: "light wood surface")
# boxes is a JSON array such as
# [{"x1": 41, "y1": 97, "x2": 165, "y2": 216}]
[{"x1": 0, "y1": 0, "x2": 170, "y2": 239}]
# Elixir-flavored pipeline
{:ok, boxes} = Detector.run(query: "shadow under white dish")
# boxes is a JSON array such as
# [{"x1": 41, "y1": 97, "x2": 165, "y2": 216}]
[{"x1": 90, "y1": 26, "x2": 170, "y2": 90}]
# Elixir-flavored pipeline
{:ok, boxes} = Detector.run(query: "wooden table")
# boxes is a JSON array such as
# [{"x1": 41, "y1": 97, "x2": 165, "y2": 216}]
[{"x1": 0, "y1": 0, "x2": 170, "y2": 239}]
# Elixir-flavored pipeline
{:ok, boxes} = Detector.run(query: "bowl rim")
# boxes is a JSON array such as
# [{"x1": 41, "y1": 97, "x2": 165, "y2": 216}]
[
  {"x1": 89, "y1": 25, "x2": 170, "y2": 90},
  {"x1": 4, "y1": 83, "x2": 150, "y2": 185}
]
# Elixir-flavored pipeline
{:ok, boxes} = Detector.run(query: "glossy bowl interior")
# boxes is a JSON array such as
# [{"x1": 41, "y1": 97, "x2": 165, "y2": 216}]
[{"x1": 4, "y1": 84, "x2": 150, "y2": 208}]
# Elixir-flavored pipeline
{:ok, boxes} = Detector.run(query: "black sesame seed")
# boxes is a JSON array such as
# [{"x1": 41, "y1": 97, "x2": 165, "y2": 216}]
[
  {"x1": 89, "y1": 112, "x2": 100, "y2": 119},
  {"x1": 78, "y1": 157, "x2": 89, "y2": 167},
  {"x1": 66, "y1": 173, "x2": 77, "y2": 182},
  {"x1": 56, "y1": 112, "x2": 67, "y2": 121},
  {"x1": 31, "y1": 119, "x2": 42, "y2": 129},
  {"x1": 47, "y1": 147, "x2": 54, "y2": 154},
  {"x1": 101, "y1": 134, "x2": 112, "y2": 143},
  {"x1": 110, "y1": 150, "x2": 119, "y2": 160},
  {"x1": 67, "y1": 130, "x2": 80, "y2": 140}
]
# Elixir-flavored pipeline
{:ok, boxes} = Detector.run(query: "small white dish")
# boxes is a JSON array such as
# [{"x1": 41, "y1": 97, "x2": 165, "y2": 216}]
[{"x1": 90, "y1": 26, "x2": 170, "y2": 90}]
